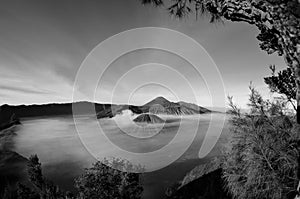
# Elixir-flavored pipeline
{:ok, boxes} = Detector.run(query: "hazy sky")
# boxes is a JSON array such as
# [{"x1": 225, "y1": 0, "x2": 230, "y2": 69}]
[{"x1": 0, "y1": 0, "x2": 286, "y2": 107}]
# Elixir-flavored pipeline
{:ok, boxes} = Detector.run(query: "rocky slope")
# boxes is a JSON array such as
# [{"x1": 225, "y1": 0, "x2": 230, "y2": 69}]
[
  {"x1": 133, "y1": 113, "x2": 165, "y2": 124},
  {"x1": 143, "y1": 97, "x2": 211, "y2": 115},
  {"x1": 165, "y1": 159, "x2": 231, "y2": 199}
]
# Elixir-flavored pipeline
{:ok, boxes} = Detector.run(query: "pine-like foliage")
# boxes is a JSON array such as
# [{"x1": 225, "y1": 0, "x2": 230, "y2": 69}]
[
  {"x1": 223, "y1": 86, "x2": 300, "y2": 199},
  {"x1": 264, "y1": 65, "x2": 297, "y2": 110},
  {"x1": 74, "y1": 158, "x2": 144, "y2": 199}
]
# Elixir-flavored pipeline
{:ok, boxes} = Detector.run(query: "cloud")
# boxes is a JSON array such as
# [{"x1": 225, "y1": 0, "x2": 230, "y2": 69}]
[
  {"x1": 0, "y1": 0, "x2": 286, "y2": 107},
  {"x1": 0, "y1": 85, "x2": 53, "y2": 95}
]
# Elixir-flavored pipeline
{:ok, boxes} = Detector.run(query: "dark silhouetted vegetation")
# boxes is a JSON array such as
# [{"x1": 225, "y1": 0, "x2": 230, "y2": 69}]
[
  {"x1": 0, "y1": 155, "x2": 144, "y2": 199},
  {"x1": 75, "y1": 158, "x2": 144, "y2": 199},
  {"x1": 265, "y1": 65, "x2": 297, "y2": 111}
]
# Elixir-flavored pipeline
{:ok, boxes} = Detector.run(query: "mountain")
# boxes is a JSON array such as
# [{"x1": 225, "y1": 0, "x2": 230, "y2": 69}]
[
  {"x1": 96, "y1": 96, "x2": 212, "y2": 119},
  {"x1": 0, "y1": 113, "x2": 21, "y2": 131},
  {"x1": 142, "y1": 96, "x2": 211, "y2": 115},
  {"x1": 133, "y1": 113, "x2": 165, "y2": 124},
  {"x1": 143, "y1": 96, "x2": 175, "y2": 107},
  {"x1": 178, "y1": 101, "x2": 211, "y2": 114},
  {"x1": 0, "y1": 102, "x2": 112, "y2": 130},
  {"x1": 0, "y1": 97, "x2": 212, "y2": 127}
]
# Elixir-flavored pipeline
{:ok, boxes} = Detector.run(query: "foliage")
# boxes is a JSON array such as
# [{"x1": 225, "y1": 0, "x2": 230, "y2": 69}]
[
  {"x1": 1, "y1": 155, "x2": 64, "y2": 199},
  {"x1": 16, "y1": 183, "x2": 39, "y2": 199},
  {"x1": 223, "y1": 86, "x2": 300, "y2": 199},
  {"x1": 246, "y1": 82, "x2": 292, "y2": 116},
  {"x1": 140, "y1": 0, "x2": 300, "y2": 59},
  {"x1": 27, "y1": 155, "x2": 65, "y2": 199},
  {"x1": 1, "y1": 155, "x2": 143, "y2": 199},
  {"x1": 264, "y1": 65, "x2": 297, "y2": 110},
  {"x1": 27, "y1": 155, "x2": 44, "y2": 190},
  {"x1": 1, "y1": 184, "x2": 17, "y2": 199},
  {"x1": 75, "y1": 158, "x2": 144, "y2": 199}
]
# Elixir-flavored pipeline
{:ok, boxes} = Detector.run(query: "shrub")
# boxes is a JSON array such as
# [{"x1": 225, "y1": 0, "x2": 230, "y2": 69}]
[
  {"x1": 27, "y1": 154, "x2": 65, "y2": 199},
  {"x1": 223, "y1": 86, "x2": 300, "y2": 199},
  {"x1": 74, "y1": 158, "x2": 144, "y2": 199},
  {"x1": 3, "y1": 155, "x2": 143, "y2": 199}
]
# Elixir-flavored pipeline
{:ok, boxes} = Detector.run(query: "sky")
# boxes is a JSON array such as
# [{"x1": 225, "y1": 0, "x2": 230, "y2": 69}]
[{"x1": 0, "y1": 0, "x2": 286, "y2": 108}]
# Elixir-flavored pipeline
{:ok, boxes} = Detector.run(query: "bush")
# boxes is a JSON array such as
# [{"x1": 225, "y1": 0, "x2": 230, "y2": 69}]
[
  {"x1": 74, "y1": 158, "x2": 144, "y2": 199},
  {"x1": 223, "y1": 86, "x2": 300, "y2": 199},
  {"x1": 27, "y1": 154, "x2": 65, "y2": 199},
  {"x1": 1, "y1": 155, "x2": 143, "y2": 199}
]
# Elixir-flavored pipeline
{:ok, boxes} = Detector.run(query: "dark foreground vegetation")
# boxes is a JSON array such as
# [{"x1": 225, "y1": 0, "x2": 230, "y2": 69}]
[{"x1": 1, "y1": 155, "x2": 144, "y2": 199}]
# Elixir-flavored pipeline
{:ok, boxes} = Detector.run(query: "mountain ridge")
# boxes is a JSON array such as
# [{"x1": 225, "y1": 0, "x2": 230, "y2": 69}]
[
  {"x1": 0, "y1": 97, "x2": 213, "y2": 126},
  {"x1": 143, "y1": 96, "x2": 174, "y2": 107},
  {"x1": 97, "y1": 96, "x2": 212, "y2": 119}
]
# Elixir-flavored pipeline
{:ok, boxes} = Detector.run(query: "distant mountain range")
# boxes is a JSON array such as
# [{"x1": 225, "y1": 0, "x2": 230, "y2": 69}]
[
  {"x1": 0, "y1": 102, "x2": 110, "y2": 130},
  {"x1": 96, "y1": 96, "x2": 211, "y2": 119},
  {"x1": 0, "y1": 97, "x2": 212, "y2": 130}
]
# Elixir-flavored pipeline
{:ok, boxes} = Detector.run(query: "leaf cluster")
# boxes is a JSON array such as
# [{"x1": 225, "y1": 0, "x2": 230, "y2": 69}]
[{"x1": 223, "y1": 87, "x2": 300, "y2": 199}]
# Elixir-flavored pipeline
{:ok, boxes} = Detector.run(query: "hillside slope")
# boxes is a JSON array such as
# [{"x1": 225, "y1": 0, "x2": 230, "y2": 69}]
[{"x1": 133, "y1": 113, "x2": 165, "y2": 124}]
